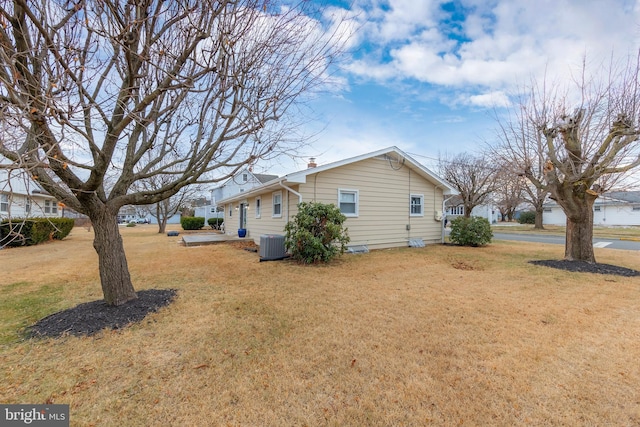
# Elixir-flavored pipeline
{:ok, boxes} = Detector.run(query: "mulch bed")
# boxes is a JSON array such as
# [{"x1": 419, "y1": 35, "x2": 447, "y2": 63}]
[
  {"x1": 530, "y1": 260, "x2": 640, "y2": 277},
  {"x1": 29, "y1": 289, "x2": 177, "y2": 339}
]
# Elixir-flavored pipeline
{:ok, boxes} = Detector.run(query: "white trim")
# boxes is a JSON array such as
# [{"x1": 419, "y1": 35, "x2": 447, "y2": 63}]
[
  {"x1": 410, "y1": 194, "x2": 424, "y2": 217},
  {"x1": 272, "y1": 191, "x2": 282, "y2": 218},
  {"x1": 338, "y1": 188, "x2": 359, "y2": 217},
  {"x1": 255, "y1": 196, "x2": 261, "y2": 218}
]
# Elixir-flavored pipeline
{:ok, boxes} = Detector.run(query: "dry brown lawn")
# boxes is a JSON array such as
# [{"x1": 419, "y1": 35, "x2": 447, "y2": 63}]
[{"x1": 1, "y1": 225, "x2": 640, "y2": 426}]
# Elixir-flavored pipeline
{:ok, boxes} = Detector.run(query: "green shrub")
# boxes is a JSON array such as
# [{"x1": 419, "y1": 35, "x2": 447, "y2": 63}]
[
  {"x1": 126, "y1": 222, "x2": 136, "y2": 227},
  {"x1": 181, "y1": 216, "x2": 205, "y2": 230},
  {"x1": 207, "y1": 217, "x2": 223, "y2": 228},
  {"x1": 50, "y1": 218, "x2": 75, "y2": 240},
  {"x1": 518, "y1": 211, "x2": 536, "y2": 224},
  {"x1": 0, "y1": 217, "x2": 75, "y2": 247},
  {"x1": 449, "y1": 216, "x2": 493, "y2": 247},
  {"x1": 284, "y1": 202, "x2": 350, "y2": 264}
]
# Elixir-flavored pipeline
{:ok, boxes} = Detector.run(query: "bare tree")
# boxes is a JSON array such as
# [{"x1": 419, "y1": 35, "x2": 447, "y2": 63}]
[
  {"x1": 142, "y1": 180, "x2": 198, "y2": 234},
  {"x1": 440, "y1": 152, "x2": 498, "y2": 218},
  {"x1": 492, "y1": 168, "x2": 523, "y2": 222},
  {"x1": 0, "y1": 0, "x2": 350, "y2": 305},
  {"x1": 496, "y1": 56, "x2": 640, "y2": 262},
  {"x1": 492, "y1": 107, "x2": 550, "y2": 229}
]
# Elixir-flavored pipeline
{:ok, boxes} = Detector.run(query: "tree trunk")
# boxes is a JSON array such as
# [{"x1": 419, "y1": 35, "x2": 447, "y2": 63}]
[
  {"x1": 558, "y1": 191, "x2": 596, "y2": 262},
  {"x1": 534, "y1": 205, "x2": 544, "y2": 230},
  {"x1": 158, "y1": 218, "x2": 167, "y2": 234},
  {"x1": 91, "y1": 209, "x2": 138, "y2": 306},
  {"x1": 565, "y1": 215, "x2": 596, "y2": 262},
  {"x1": 156, "y1": 204, "x2": 167, "y2": 234}
]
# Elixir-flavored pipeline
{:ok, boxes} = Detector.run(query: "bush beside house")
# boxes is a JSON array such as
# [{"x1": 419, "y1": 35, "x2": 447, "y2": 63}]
[
  {"x1": 181, "y1": 216, "x2": 205, "y2": 230},
  {"x1": 207, "y1": 218, "x2": 224, "y2": 229},
  {"x1": 449, "y1": 216, "x2": 493, "y2": 247},
  {"x1": 518, "y1": 211, "x2": 536, "y2": 224},
  {"x1": 284, "y1": 202, "x2": 350, "y2": 264},
  {"x1": 0, "y1": 217, "x2": 74, "y2": 247}
]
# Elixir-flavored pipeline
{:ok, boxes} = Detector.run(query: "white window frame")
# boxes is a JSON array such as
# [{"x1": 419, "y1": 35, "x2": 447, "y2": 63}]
[
  {"x1": 25, "y1": 197, "x2": 31, "y2": 214},
  {"x1": 0, "y1": 194, "x2": 8, "y2": 212},
  {"x1": 272, "y1": 191, "x2": 282, "y2": 218},
  {"x1": 255, "y1": 196, "x2": 261, "y2": 218},
  {"x1": 338, "y1": 189, "x2": 359, "y2": 217},
  {"x1": 45, "y1": 200, "x2": 58, "y2": 215},
  {"x1": 410, "y1": 194, "x2": 424, "y2": 216}
]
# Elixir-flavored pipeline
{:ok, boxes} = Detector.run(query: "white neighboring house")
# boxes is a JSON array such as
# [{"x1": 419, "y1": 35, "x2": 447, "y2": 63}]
[
  {"x1": 196, "y1": 168, "x2": 278, "y2": 220},
  {"x1": 543, "y1": 191, "x2": 640, "y2": 226},
  {"x1": 0, "y1": 169, "x2": 62, "y2": 220},
  {"x1": 444, "y1": 196, "x2": 500, "y2": 224}
]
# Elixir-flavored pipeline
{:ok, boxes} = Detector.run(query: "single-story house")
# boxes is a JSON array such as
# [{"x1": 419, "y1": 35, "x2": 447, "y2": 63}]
[
  {"x1": 0, "y1": 169, "x2": 62, "y2": 220},
  {"x1": 217, "y1": 146, "x2": 457, "y2": 250},
  {"x1": 543, "y1": 191, "x2": 640, "y2": 226}
]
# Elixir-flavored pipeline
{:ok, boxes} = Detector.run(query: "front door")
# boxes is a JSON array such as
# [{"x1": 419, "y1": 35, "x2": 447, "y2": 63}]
[{"x1": 239, "y1": 203, "x2": 248, "y2": 229}]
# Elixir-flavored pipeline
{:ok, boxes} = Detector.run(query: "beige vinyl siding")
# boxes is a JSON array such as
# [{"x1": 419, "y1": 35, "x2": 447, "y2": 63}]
[
  {"x1": 234, "y1": 157, "x2": 445, "y2": 248},
  {"x1": 242, "y1": 188, "x2": 298, "y2": 243},
  {"x1": 298, "y1": 157, "x2": 443, "y2": 249}
]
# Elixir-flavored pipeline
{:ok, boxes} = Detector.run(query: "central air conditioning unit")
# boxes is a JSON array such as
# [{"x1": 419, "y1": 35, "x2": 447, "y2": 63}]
[{"x1": 259, "y1": 234, "x2": 287, "y2": 261}]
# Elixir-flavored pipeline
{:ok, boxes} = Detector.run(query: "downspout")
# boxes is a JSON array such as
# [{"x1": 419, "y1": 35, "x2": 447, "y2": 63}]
[
  {"x1": 442, "y1": 193, "x2": 455, "y2": 244},
  {"x1": 279, "y1": 181, "x2": 303, "y2": 219}
]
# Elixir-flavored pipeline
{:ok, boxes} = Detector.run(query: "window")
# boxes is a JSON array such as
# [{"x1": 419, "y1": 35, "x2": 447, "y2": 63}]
[
  {"x1": 272, "y1": 192, "x2": 282, "y2": 217},
  {"x1": 229, "y1": 206, "x2": 233, "y2": 217},
  {"x1": 543, "y1": 208, "x2": 552, "y2": 213},
  {"x1": 447, "y1": 205, "x2": 464, "y2": 216},
  {"x1": 255, "y1": 197, "x2": 261, "y2": 218},
  {"x1": 25, "y1": 197, "x2": 31, "y2": 214},
  {"x1": 242, "y1": 173, "x2": 248, "y2": 182},
  {"x1": 338, "y1": 189, "x2": 358, "y2": 217},
  {"x1": 410, "y1": 194, "x2": 424, "y2": 216},
  {"x1": 633, "y1": 205, "x2": 640, "y2": 211},
  {"x1": 0, "y1": 194, "x2": 8, "y2": 212},
  {"x1": 44, "y1": 199, "x2": 51, "y2": 214},
  {"x1": 594, "y1": 206, "x2": 601, "y2": 212}
]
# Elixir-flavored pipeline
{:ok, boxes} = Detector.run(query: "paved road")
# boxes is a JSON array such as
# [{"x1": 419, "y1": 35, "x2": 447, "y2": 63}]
[{"x1": 492, "y1": 232, "x2": 640, "y2": 251}]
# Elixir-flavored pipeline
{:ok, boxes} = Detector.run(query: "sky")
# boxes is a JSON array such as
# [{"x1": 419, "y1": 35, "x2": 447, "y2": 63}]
[{"x1": 258, "y1": 0, "x2": 640, "y2": 175}]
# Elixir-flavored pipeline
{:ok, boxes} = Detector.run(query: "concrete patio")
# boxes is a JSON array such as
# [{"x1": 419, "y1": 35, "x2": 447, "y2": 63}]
[{"x1": 181, "y1": 233, "x2": 251, "y2": 247}]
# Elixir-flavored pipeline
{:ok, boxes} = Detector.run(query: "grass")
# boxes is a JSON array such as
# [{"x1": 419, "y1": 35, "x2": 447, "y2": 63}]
[
  {"x1": 1, "y1": 225, "x2": 640, "y2": 425},
  {"x1": 492, "y1": 222, "x2": 640, "y2": 239}
]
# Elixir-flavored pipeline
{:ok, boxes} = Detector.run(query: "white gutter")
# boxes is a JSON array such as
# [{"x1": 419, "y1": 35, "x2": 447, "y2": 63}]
[{"x1": 279, "y1": 181, "x2": 303, "y2": 219}]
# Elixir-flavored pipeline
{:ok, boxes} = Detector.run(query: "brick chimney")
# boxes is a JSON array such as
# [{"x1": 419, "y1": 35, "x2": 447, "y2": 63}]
[{"x1": 308, "y1": 157, "x2": 317, "y2": 168}]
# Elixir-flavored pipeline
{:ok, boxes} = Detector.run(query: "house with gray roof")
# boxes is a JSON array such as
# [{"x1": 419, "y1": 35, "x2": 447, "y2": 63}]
[{"x1": 543, "y1": 191, "x2": 640, "y2": 226}]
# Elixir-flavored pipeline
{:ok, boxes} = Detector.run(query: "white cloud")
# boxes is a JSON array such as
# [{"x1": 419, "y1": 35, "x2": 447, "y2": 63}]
[
  {"x1": 348, "y1": 0, "x2": 640, "y2": 93},
  {"x1": 466, "y1": 91, "x2": 511, "y2": 108}
]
